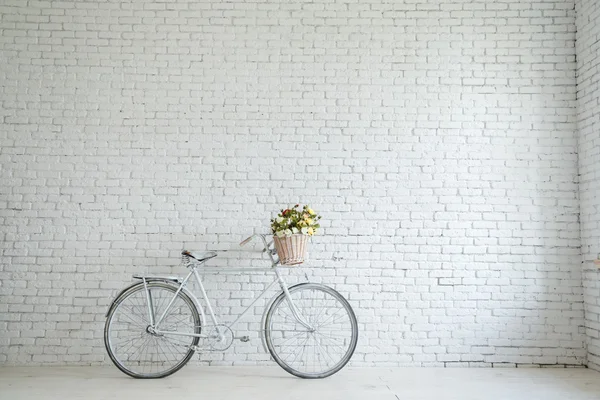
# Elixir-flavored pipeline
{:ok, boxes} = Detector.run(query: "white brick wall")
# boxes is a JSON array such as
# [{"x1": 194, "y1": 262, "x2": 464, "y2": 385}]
[
  {"x1": 0, "y1": 0, "x2": 587, "y2": 367},
  {"x1": 576, "y1": 0, "x2": 600, "y2": 372}
]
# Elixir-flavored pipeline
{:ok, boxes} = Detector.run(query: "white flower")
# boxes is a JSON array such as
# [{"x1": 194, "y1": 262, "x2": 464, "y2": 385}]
[
  {"x1": 276, "y1": 217, "x2": 284, "y2": 223},
  {"x1": 292, "y1": 227, "x2": 299, "y2": 234},
  {"x1": 284, "y1": 229, "x2": 292, "y2": 236},
  {"x1": 276, "y1": 230, "x2": 285, "y2": 238},
  {"x1": 301, "y1": 227, "x2": 308, "y2": 235}
]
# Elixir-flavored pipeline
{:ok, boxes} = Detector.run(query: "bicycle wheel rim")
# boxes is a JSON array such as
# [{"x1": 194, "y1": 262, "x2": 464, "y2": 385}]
[
  {"x1": 265, "y1": 284, "x2": 358, "y2": 378},
  {"x1": 104, "y1": 282, "x2": 200, "y2": 378}
]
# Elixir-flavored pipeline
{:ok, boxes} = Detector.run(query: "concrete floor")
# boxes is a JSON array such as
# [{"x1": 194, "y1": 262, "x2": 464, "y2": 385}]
[{"x1": 0, "y1": 366, "x2": 599, "y2": 400}]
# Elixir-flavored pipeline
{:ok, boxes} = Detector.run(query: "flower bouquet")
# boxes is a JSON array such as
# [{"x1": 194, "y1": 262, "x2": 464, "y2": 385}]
[{"x1": 270, "y1": 205, "x2": 321, "y2": 265}]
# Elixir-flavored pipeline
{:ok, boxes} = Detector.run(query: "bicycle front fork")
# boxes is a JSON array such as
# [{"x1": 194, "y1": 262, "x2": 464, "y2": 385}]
[{"x1": 274, "y1": 269, "x2": 315, "y2": 331}]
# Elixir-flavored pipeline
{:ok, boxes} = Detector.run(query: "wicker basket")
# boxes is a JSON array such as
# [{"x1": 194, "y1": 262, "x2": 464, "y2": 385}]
[{"x1": 273, "y1": 234, "x2": 309, "y2": 265}]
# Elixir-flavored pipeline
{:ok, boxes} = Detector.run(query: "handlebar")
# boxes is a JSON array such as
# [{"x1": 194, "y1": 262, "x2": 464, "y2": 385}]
[{"x1": 240, "y1": 234, "x2": 277, "y2": 262}]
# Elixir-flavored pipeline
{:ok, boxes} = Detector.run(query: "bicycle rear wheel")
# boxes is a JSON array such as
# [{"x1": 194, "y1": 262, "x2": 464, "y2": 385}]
[
  {"x1": 265, "y1": 283, "x2": 358, "y2": 378},
  {"x1": 104, "y1": 282, "x2": 201, "y2": 378}
]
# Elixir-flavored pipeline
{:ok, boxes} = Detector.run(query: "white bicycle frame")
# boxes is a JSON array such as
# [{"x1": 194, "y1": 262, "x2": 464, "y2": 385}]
[{"x1": 145, "y1": 234, "x2": 314, "y2": 342}]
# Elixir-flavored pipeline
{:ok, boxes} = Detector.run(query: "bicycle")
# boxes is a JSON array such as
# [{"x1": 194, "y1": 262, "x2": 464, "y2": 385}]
[{"x1": 103, "y1": 234, "x2": 358, "y2": 379}]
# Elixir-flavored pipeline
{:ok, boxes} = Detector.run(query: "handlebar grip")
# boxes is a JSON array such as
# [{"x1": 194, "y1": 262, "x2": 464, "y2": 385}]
[{"x1": 240, "y1": 236, "x2": 254, "y2": 246}]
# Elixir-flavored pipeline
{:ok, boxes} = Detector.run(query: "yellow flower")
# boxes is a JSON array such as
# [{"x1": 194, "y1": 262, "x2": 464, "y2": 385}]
[
  {"x1": 307, "y1": 227, "x2": 314, "y2": 235},
  {"x1": 307, "y1": 207, "x2": 315, "y2": 215},
  {"x1": 306, "y1": 218, "x2": 313, "y2": 225}
]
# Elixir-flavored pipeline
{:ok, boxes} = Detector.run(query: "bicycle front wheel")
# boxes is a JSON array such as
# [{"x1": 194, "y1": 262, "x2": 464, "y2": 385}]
[
  {"x1": 265, "y1": 283, "x2": 358, "y2": 379},
  {"x1": 104, "y1": 282, "x2": 201, "y2": 379}
]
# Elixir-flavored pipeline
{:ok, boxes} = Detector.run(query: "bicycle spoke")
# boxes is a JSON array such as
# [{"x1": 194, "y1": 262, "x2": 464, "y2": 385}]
[
  {"x1": 284, "y1": 334, "x2": 311, "y2": 365},
  {"x1": 118, "y1": 335, "x2": 147, "y2": 360},
  {"x1": 316, "y1": 333, "x2": 347, "y2": 352},
  {"x1": 133, "y1": 293, "x2": 150, "y2": 325},
  {"x1": 313, "y1": 306, "x2": 346, "y2": 328},
  {"x1": 115, "y1": 309, "x2": 148, "y2": 329},
  {"x1": 271, "y1": 330, "x2": 307, "y2": 347},
  {"x1": 315, "y1": 330, "x2": 351, "y2": 339},
  {"x1": 314, "y1": 334, "x2": 338, "y2": 366},
  {"x1": 114, "y1": 334, "x2": 145, "y2": 349},
  {"x1": 126, "y1": 334, "x2": 152, "y2": 365}
]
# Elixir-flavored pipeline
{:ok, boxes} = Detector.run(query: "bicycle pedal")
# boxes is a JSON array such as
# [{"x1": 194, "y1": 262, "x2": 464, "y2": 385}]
[{"x1": 239, "y1": 336, "x2": 250, "y2": 342}]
